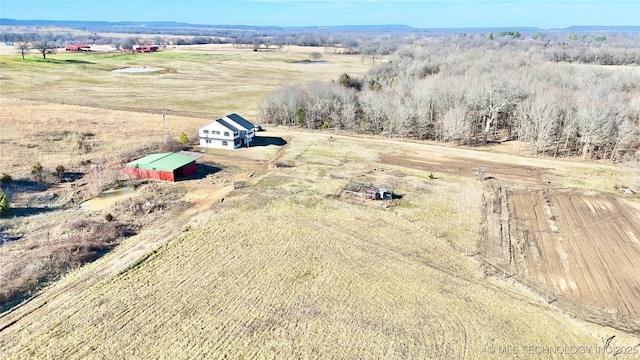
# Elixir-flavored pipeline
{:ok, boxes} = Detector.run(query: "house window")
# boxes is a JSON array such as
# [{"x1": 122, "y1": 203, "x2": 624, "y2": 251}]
[
  {"x1": 203, "y1": 130, "x2": 209, "y2": 134},
  {"x1": 222, "y1": 140, "x2": 228, "y2": 146},
  {"x1": 205, "y1": 139, "x2": 211, "y2": 144},
  {"x1": 213, "y1": 131, "x2": 220, "y2": 135},
  {"x1": 224, "y1": 131, "x2": 230, "y2": 137}
]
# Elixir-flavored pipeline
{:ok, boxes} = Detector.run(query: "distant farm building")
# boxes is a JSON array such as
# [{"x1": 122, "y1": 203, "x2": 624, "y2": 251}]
[
  {"x1": 124, "y1": 152, "x2": 199, "y2": 182},
  {"x1": 65, "y1": 43, "x2": 91, "y2": 51},
  {"x1": 134, "y1": 45, "x2": 159, "y2": 53},
  {"x1": 199, "y1": 113, "x2": 256, "y2": 150}
]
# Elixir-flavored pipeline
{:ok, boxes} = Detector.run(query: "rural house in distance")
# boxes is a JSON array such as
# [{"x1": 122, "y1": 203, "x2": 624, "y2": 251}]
[{"x1": 199, "y1": 113, "x2": 256, "y2": 149}]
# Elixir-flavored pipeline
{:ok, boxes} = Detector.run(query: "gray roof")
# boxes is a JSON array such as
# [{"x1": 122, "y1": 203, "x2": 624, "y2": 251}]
[
  {"x1": 216, "y1": 118, "x2": 239, "y2": 132},
  {"x1": 225, "y1": 113, "x2": 255, "y2": 131}
]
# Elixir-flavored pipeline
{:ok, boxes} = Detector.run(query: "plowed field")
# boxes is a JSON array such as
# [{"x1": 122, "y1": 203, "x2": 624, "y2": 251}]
[
  {"x1": 381, "y1": 150, "x2": 640, "y2": 335},
  {"x1": 493, "y1": 188, "x2": 640, "y2": 334}
]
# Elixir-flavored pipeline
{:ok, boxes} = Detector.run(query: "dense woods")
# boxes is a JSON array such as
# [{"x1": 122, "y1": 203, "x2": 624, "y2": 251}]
[{"x1": 259, "y1": 35, "x2": 640, "y2": 162}]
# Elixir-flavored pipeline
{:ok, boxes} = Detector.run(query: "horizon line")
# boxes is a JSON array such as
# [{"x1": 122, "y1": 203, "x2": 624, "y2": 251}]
[{"x1": 2, "y1": 18, "x2": 640, "y2": 32}]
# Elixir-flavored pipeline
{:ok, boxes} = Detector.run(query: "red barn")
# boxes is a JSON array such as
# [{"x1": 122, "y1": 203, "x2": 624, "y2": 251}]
[
  {"x1": 124, "y1": 152, "x2": 197, "y2": 182},
  {"x1": 65, "y1": 44, "x2": 91, "y2": 51},
  {"x1": 134, "y1": 45, "x2": 159, "y2": 53}
]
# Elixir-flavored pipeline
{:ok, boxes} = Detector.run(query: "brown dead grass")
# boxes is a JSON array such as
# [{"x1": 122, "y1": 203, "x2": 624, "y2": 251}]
[
  {"x1": 3, "y1": 127, "x2": 639, "y2": 358},
  {"x1": 0, "y1": 217, "x2": 130, "y2": 311},
  {"x1": 0, "y1": 178, "x2": 190, "y2": 312}
]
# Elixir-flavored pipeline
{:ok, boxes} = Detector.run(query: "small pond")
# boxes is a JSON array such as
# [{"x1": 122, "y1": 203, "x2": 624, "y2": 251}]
[
  {"x1": 112, "y1": 67, "x2": 162, "y2": 73},
  {"x1": 295, "y1": 60, "x2": 328, "y2": 64},
  {"x1": 80, "y1": 186, "x2": 135, "y2": 211}
]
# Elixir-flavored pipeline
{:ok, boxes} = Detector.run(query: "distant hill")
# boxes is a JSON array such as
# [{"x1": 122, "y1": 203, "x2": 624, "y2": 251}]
[
  {"x1": 0, "y1": 18, "x2": 410, "y2": 31},
  {"x1": 562, "y1": 26, "x2": 640, "y2": 32},
  {"x1": 1, "y1": 18, "x2": 638, "y2": 34},
  {"x1": 420, "y1": 27, "x2": 541, "y2": 33},
  {"x1": 0, "y1": 18, "x2": 270, "y2": 30}
]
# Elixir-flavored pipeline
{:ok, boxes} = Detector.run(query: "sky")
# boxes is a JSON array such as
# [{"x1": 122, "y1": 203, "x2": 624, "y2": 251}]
[{"x1": 1, "y1": 0, "x2": 639, "y2": 29}]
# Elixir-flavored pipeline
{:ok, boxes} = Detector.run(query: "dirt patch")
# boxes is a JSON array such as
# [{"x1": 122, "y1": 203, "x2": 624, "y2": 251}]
[
  {"x1": 483, "y1": 186, "x2": 640, "y2": 334},
  {"x1": 381, "y1": 152, "x2": 548, "y2": 184},
  {"x1": 382, "y1": 149, "x2": 640, "y2": 335}
]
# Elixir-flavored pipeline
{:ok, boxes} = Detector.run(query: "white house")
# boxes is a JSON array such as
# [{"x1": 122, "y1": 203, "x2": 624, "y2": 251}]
[{"x1": 199, "y1": 114, "x2": 256, "y2": 149}]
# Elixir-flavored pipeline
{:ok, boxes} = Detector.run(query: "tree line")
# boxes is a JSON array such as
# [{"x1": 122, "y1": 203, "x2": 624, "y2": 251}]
[
  {"x1": 259, "y1": 40, "x2": 640, "y2": 162},
  {"x1": 5, "y1": 25, "x2": 639, "y2": 62}
]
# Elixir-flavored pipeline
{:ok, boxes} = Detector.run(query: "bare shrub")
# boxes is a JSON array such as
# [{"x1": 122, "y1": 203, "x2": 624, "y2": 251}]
[
  {"x1": 85, "y1": 160, "x2": 123, "y2": 196},
  {"x1": 161, "y1": 138, "x2": 183, "y2": 152},
  {"x1": 0, "y1": 218, "x2": 136, "y2": 311},
  {"x1": 273, "y1": 161, "x2": 294, "y2": 168},
  {"x1": 113, "y1": 183, "x2": 189, "y2": 226},
  {"x1": 120, "y1": 145, "x2": 156, "y2": 164}
]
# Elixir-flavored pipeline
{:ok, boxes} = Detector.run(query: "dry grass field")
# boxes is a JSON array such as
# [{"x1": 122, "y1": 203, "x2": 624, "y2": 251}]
[
  {"x1": 0, "y1": 44, "x2": 370, "y2": 118},
  {"x1": 1, "y1": 44, "x2": 640, "y2": 359}
]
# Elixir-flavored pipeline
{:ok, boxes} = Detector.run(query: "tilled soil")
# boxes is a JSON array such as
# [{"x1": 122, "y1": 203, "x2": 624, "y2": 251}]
[{"x1": 382, "y1": 150, "x2": 640, "y2": 335}]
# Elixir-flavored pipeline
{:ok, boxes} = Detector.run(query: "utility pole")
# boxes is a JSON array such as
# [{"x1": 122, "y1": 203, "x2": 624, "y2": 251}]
[{"x1": 162, "y1": 109, "x2": 167, "y2": 144}]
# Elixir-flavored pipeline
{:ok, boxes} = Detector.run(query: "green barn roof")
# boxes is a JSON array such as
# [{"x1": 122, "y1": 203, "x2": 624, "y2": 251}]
[{"x1": 125, "y1": 152, "x2": 195, "y2": 171}]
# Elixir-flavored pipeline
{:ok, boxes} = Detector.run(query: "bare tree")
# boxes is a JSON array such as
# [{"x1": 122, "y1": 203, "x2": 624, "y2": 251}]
[
  {"x1": 410, "y1": 80, "x2": 437, "y2": 140},
  {"x1": 252, "y1": 38, "x2": 261, "y2": 51},
  {"x1": 263, "y1": 37, "x2": 272, "y2": 49},
  {"x1": 359, "y1": 90, "x2": 391, "y2": 134},
  {"x1": 303, "y1": 81, "x2": 347, "y2": 129},
  {"x1": 309, "y1": 52, "x2": 322, "y2": 62},
  {"x1": 384, "y1": 83, "x2": 418, "y2": 137},
  {"x1": 33, "y1": 39, "x2": 56, "y2": 59},
  {"x1": 442, "y1": 104, "x2": 471, "y2": 143},
  {"x1": 472, "y1": 80, "x2": 525, "y2": 144},
  {"x1": 259, "y1": 86, "x2": 306, "y2": 126},
  {"x1": 122, "y1": 37, "x2": 138, "y2": 51},
  {"x1": 15, "y1": 40, "x2": 31, "y2": 60},
  {"x1": 517, "y1": 91, "x2": 562, "y2": 155},
  {"x1": 610, "y1": 116, "x2": 638, "y2": 162},
  {"x1": 574, "y1": 87, "x2": 617, "y2": 159},
  {"x1": 257, "y1": 38, "x2": 640, "y2": 157}
]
